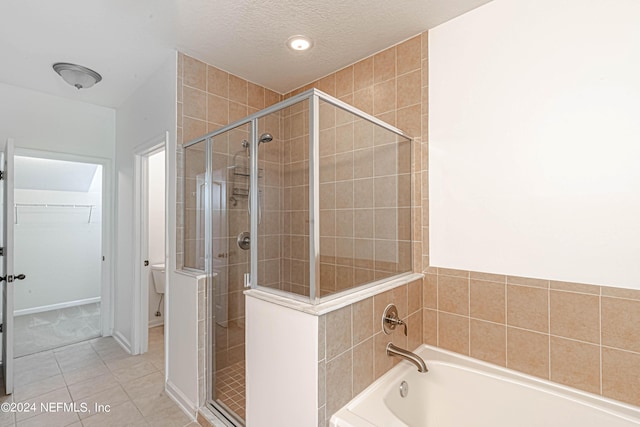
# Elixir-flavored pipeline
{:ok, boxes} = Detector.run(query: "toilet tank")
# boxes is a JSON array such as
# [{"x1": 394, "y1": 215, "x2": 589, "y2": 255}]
[{"x1": 150, "y1": 263, "x2": 165, "y2": 294}]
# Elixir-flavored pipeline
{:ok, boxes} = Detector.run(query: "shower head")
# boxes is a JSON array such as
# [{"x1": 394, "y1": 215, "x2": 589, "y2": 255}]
[{"x1": 258, "y1": 133, "x2": 273, "y2": 144}]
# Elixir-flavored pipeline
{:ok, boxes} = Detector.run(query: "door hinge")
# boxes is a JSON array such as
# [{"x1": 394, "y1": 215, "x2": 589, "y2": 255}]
[
  {"x1": 0, "y1": 324, "x2": 3, "y2": 333},
  {"x1": 244, "y1": 273, "x2": 251, "y2": 288},
  {"x1": 0, "y1": 170, "x2": 4, "y2": 180},
  {"x1": 0, "y1": 247, "x2": 4, "y2": 256}
]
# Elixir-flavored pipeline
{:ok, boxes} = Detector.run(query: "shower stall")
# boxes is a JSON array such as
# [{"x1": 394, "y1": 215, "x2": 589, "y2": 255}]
[{"x1": 182, "y1": 89, "x2": 412, "y2": 425}]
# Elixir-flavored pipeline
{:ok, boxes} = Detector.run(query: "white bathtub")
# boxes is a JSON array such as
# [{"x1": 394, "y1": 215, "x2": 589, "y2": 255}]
[{"x1": 330, "y1": 344, "x2": 640, "y2": 427}]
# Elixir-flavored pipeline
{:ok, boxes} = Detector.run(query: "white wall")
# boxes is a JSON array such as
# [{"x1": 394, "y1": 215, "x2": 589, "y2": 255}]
[
  {"x1": 114, "y1": 53, "x2": 176, "y2": 350},
  {"x1": 14, "y1": 184, "x2": 102, "y2": 312},
  {"x1": 148, "y1": 150, "x2": 166, "y2": 324},
  {"x1": 166, "y1": 271, "x2": 201, "y2": 416},
  {"x1": 246, "y1": 295, "x2": 318, "y2": 427},
  {"x1": 0, "y1": 83, "x2": 115, "y2": 159},
  {"x1": 429, "y1": 0, "x2": 640, "y2": 289}
]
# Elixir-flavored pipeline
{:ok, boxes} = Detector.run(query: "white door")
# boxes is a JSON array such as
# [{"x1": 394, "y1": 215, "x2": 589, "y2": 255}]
[{"x1": 2, "y1": 139, "x2": 15, "y2": 394}]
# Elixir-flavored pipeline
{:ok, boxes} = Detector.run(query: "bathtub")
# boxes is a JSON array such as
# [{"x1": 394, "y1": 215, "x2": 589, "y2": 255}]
[{"x1": 330, "y1": 344, "x2": 640, "y2": 427}]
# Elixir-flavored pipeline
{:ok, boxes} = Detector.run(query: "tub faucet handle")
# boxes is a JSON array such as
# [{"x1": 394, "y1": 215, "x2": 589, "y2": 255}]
[{"x1": 382, "y1": 304, "x2": 407, "y2": 336}]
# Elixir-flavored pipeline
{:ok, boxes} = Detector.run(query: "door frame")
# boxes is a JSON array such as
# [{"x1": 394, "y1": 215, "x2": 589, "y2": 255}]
[
  {"x1": 132, "y1": 133, "x2": 167, "y2": 355},
  {"x1": 13, "y1": 147, "x2": 114, "y2": 338}
]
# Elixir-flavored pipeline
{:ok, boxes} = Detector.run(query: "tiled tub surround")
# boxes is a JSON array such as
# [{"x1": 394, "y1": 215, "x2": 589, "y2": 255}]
[
  {"x1": 423, "y1": 267, "x2": 640, "y2": 408},
  {"x1": 318, "y1": 276, "x2": 423, "y2": 426}
]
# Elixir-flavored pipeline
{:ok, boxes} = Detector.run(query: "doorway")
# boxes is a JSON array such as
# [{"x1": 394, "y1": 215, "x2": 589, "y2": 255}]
[
  {"x1": 12, "y1": 154, "x2": 105, "y2": 357},
  {"x1": 133, "y1": 134, "x2": 167, "y2": 357}
]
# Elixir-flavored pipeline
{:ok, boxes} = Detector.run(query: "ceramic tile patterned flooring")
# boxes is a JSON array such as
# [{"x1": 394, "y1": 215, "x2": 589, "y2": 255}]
[
  {"x1": 215, "y1": 361, "x2": 245, "y2": 421},
  {"x1": 0, "y1": 326, "x2": 198, "y2": 427}
]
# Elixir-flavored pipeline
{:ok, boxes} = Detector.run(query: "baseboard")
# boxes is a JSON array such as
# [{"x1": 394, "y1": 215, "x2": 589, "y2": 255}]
[
  {"x1": 112, "y1": 330, "x2": 132, "y2": 354},
  {"x1": 166, "y1": 379, "x2": 197, "y2": 421},
  {"x1": 148, "y1": 318, "x2": 164, "y2": 328},
  {"x1": 14, "y1": 297, "x2": 101, "y2": 317}
]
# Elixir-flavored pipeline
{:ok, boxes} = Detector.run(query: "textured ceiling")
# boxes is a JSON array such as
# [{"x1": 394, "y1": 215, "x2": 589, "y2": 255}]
[{"x1": 0, "y1": 0, "x2": 492, "y2": 108}]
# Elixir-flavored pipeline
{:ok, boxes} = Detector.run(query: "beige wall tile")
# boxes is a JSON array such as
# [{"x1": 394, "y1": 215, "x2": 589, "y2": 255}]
[
  {"x1": 335, "y1": 66, "x2": 354, "y2": 97},
  {"x1": 438, "y1": 275, "x2": 469, "y2": 316},
  {"x1": 326, "y1": 350, "x2": 353, "y2": 416},
  {"x1": 206, "y1": 65, "x2": 228, "y2": 97},
  {"x1": 507, "y1": 327, "x2": 549, "y2": 379},
  {"x1": 507, "y1": 285, "x2": 548, "y2": 333},
  {"x1": 229, "y1": 101, "x2": 248, "y2": 123},
  {"x1": 228, "y1": 74, "x2": 248, "y2": 104},
  {"x1": 373, "y1": 80, "x2": 396, "y2": 115},
  {"x1": 470, "y1": 279, "x2": 505, "y2": 323},
  {"x1": 602, "y1": 297, "x2": 640, "y2": 353},
  {"x1": 470, "y1": 319, "x2": 506, "y2": 366},
  {"x1": 423, "y1": 273, "x2": 437, "y2": 309},
  {"x1": 408, "y1": 278, "x2": 423, "y2": 315},
  {"x1": 550, "y1": 280, "x2": 600, "y2": 295},
  {"x1": 601, "y1": 286, "x2": 640, "y2": 301},
  {"x1": 550, "y1": 291, "x2": 599, "y2": 344},
  {"x1": 353, "y1": 338, "x2": 374, "y2": 396},
  {"x1": 396, "y1": 36, "x2": 422, "y2": 76},
  {"x1": 550, "y1": 337, "x2": 600, "y2": 394},
  {"x1": 353, "y1": 57, "x2": 374, "y2": 91},
  {"x1": 469, "y1": 271, "x2": 506, "y2": 283},
  {"x1": 407, "y1": 310, "x2": 423, "y2": 351},
  {"x1": 248, "y1": 82, "x2": 265, "y2": 110},
  {"x1": 602, "y1": 347, "x2": 640, "y2": 406},
  {"x1": 438, "y1": 312, "x2": 469, "y2": 355},
  {"x1": 397, "y1": 105, "x2": 421, "y2": 139},
  {"x1": 423, "y1": 309, "x2": 437, "y2": 345},
  {"x1": 317, "y1": 74, "x2": 336, "y2": 97},
  {"x1": 374, "y1": 48, "x2": 396, "y2": 83},
  {"x1": 397, "y1": 70, "x2": 421, "y2": 108},
  {"x1": 352, "y1": 297, "x2": 374, "y2": 345},
  {"x1": 207, "y1": 94, "x2": 229, "y2": 127},
  {"x1": 437, "y1": 268, "x2": 468, "y2": 278},
  {"x1": 507, "y1": 276, "x2": 549, "y2": 288},
  {"x1": 182, "y1": 117, "x2": 207, "y2": 144},
  {"x1": 183, "y1": 86, "x2": 207, "y2": 120},
  {"x1": 326, "y1": 306, "x2": 352, "y2": 361},
  {"x1": 353, "y1": 87, "x2": 374, "y2": 116},
  {"x1": 373, "y1": 332, "x2": 394, "y2": 378},
  {"x1": 183, "y1": 56, "x2": 206, "y2": 90}
]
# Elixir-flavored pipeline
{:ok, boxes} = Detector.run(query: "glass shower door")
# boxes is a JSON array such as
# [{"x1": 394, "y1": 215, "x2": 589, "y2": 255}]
[{"x1": 207, "y1": 122, "x2": 251, "y2": 425}]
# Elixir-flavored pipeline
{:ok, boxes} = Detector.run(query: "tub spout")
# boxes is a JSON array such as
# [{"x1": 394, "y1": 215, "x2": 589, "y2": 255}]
[{"x1": 386, "y1": 343, "x2": 428, "y2": 373}]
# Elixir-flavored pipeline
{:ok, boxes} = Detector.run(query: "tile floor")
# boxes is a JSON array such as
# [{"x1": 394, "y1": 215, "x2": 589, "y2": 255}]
[
  {"x1": 14, "y1": 303, "x2": 101, "y2": 357},
  {"x1": 215, "y1": 361, "x2": 245, "y2": 421},
  {"x1": 0, "y1": 326, "x2": 198, "y2": 427}
]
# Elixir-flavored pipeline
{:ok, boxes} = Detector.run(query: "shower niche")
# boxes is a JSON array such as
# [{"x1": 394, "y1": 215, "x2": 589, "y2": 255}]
[{"x1": 182, "y1": 88, "x2": 412, "y2": 425}]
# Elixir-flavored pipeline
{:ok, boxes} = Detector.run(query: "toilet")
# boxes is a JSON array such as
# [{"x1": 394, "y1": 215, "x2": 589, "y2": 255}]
[{"x1": 150, "y1": 263, "x2": 165, "y2": 294}]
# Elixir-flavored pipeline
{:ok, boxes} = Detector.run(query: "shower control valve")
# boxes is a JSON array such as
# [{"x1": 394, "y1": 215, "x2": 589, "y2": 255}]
[{"x1": 382, "y1": 304, "x2": 407, "y2": 336}]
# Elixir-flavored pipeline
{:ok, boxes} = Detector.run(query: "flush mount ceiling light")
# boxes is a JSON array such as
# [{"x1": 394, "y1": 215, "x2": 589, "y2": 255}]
[
  {"x1": 286, "y1": 35, "x2": 313, "y2": 51},
  {"x1": 52, "y1": 62, "x2": 102, "y2": 90}
]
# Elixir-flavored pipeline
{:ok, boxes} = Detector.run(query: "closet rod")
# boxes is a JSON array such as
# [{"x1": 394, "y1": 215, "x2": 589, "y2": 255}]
[{"x1": 14, "y1": 203, "x2": 95, "y2": 223}]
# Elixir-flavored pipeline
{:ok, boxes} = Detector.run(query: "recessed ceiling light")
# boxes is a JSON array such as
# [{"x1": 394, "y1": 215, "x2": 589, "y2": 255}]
[{"x1": 287, "y1": 35, "x2": 313, "y2": 51}]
